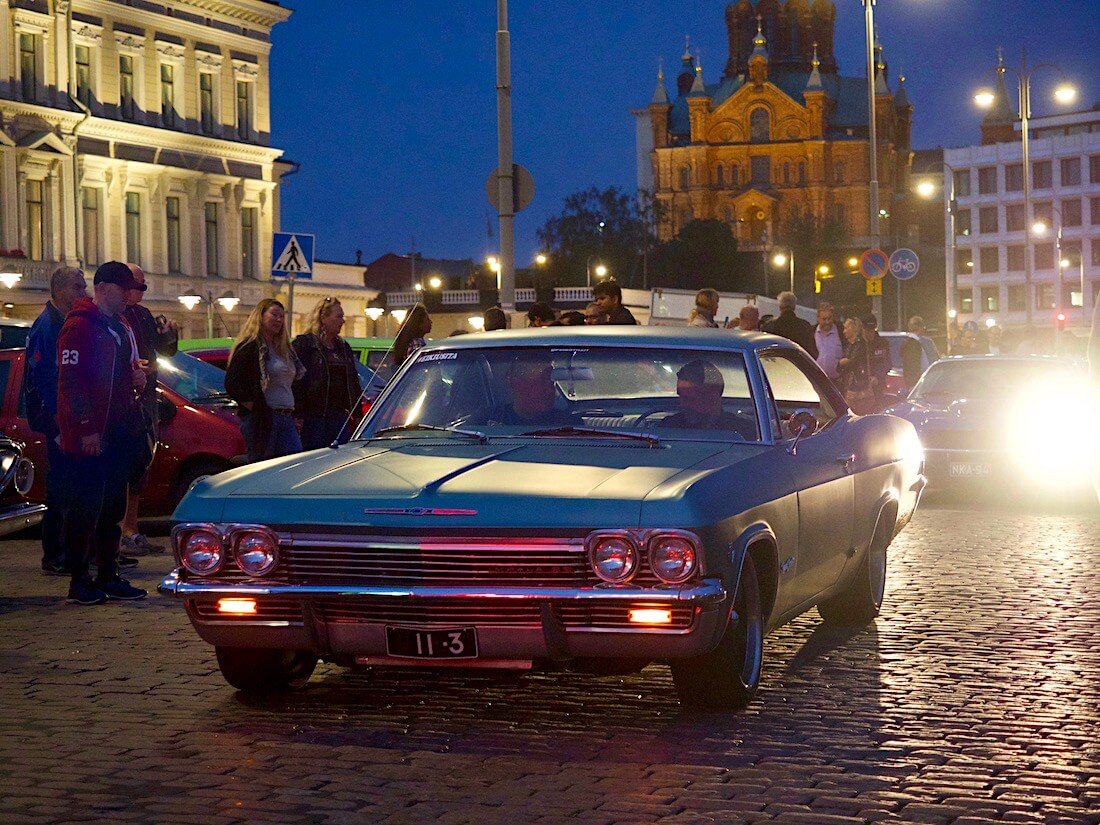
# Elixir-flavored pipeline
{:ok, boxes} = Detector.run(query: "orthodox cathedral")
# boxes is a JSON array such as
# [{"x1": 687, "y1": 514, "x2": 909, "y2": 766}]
[{"x1": 640, "y1": 0, "x2": 914, "y2": 271}]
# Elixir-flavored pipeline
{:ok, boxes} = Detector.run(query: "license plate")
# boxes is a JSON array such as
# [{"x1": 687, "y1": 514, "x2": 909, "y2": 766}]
[
  {"x1": 385, "y1": 626, "x2": 478, "y2": 660},
  {"x1": 949, "y1": 462, "x2": 992, "y2": 478}
]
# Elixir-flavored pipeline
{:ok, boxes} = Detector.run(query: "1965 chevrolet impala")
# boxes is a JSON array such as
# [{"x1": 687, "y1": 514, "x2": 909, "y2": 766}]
[{"x1": 161, "y1": 327, "x2": 926, "y2": 709}]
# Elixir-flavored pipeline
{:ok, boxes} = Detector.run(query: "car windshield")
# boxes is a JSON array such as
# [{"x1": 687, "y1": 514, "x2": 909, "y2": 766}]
[
  {"x1": 911, "y1": 359, "x2": 1080, "y2": 403},
  {"x1": 156, "y1": 351, "x2": 231, "y2": 402},
  {"x1": 360, "y1": 345, "x2": 760, "y2": 442}
]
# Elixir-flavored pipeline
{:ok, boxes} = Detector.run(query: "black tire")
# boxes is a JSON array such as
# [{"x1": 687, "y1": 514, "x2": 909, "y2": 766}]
[
  {"x1": 818, "y1": 510, "x2": 891, "y2": 624},
  {"x1": 215, "y1": 646, "x2": 318, "y2": 693},
  {"x1": 171, "y1": 459, "x2": 228, "y2": 508},
  {"x1": 671, "y1": 554, "x2": 763, "y2": 711}
]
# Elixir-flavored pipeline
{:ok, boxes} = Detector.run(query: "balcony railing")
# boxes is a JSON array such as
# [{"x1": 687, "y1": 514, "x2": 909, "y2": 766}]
[{"x1": 387, "y1": 286, "x2": 594, "y2": 308}]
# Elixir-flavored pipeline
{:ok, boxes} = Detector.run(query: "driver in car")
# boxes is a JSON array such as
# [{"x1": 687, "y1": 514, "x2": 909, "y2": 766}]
[
  {"x1": 662, "y1": 359, "x2": 751, "y2": 435},
  {"x1": 496, "y1": 353, "x2": 574, "y2": 427}
]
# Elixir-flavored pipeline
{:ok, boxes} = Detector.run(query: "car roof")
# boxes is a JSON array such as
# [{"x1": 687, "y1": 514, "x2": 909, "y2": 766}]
[
  {"x1": 932, "y1": 354, "x2": 1085, "y2": 368},
  {"x1": 418, "y1": 326, "x2": 800, "y2": 353},
  {"x1": 0, "y1": 318, "x2": 31, "y2": 328}
]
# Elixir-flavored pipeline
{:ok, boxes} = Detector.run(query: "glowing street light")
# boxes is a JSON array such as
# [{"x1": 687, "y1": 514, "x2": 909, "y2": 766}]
[
  {"x1": 535, "y1": 253, "x2": 548, "y2": 266},
  {"x1": 391, "y1": 308, "x2": 408, "y2": 325},
  {"x1": 179, "y1": 291, "x2": 238, "y2": 337},
  {"x1": 468, "y1": 316, "x2": 485, "y2": 331},
  {"x1": 428, "y1": 276, "x2": 443, "y2": 290}
]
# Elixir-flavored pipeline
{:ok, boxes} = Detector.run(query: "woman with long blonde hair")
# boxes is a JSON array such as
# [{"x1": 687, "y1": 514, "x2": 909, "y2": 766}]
[
  {"x1": 291, "y1": 297, "x2": 362, "y2": 449},
  {"x1": 225, "y1": 298, "x2": 305, "y2": 461}
]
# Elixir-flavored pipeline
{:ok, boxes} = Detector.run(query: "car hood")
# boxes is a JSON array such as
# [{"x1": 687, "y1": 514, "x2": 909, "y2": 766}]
[
  {"x1": 175, "y1": 438, "x2": 773, "y2": 529},
  {"x1": 886, "y1": 397, "x2": 995, "y2": 428}
]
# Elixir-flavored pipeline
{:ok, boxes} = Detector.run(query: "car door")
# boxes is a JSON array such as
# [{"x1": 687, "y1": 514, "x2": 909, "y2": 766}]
[{"x1": 759, "y1": 349, "x2": 854, "y2": 606}]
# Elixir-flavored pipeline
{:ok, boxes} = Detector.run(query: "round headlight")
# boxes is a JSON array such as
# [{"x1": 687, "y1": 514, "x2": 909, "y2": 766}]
[
  {"x1": 13, "y1": 457, "x2": 34, "y2": 496},
  {"x1": 648, "y1": 534, "x2": 698, "y2": 584},
  {"x1": 234, "y1": 531, "x2": 279, "y2": 577},
  {"x1": 180, "y1": 530, "x2": 224, "y2": 575},
  {"x1": 589, "y1": 534, "x2": 638, "y2": 583}
]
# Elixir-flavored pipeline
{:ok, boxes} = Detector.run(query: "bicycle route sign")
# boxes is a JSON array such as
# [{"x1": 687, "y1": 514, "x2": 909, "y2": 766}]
[{"x1": 889, "y1": 248, "x2": 920, "y2": 281}]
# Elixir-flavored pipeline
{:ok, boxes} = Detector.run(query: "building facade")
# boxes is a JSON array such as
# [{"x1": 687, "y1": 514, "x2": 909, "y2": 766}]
[
  {"x1": 639, "y1": 0, "x2": 913, "y2": 284},
  {"x1": 0, "y1": 0, "x2": 291, "y2": 337},
  {"x1": 945, "y1": 107, "x2": 1100, "y2": 337}
]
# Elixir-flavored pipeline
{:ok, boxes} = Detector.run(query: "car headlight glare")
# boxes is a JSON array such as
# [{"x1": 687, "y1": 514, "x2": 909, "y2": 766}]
[
  {"x1": 589, "y1": 534, "x2": 638, "y2": 583},
  {"x1": 180, "y1": 530, "x2": 224, "y2": 575},
  {"x1": 233, "y1": 530, "x2": 279, "y2": 577},
  {"x1": 648, "y1": 534, "x2": 698, "y2": 584},
  {"x1": 13, "y1": 457, "x2": 34, "y2": 496}
]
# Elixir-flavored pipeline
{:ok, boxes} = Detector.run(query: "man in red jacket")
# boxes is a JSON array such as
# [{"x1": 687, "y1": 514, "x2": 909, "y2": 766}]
[{"x1": 56, "y1": 261, "x2": 149, "y2": 605}]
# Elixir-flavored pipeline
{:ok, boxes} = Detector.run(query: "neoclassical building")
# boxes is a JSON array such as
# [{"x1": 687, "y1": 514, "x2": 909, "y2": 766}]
[
  {"x1": 0, "y1": 0, "x2": 291, "y2": 336},
  {"x1": 640, "y1": 0, "x2": 913, "y2": 277}
]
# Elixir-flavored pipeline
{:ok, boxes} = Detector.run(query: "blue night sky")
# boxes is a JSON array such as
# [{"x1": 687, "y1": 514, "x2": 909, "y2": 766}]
[{"x1": 269, "y1": 1, "x2": 1100, "y2": 267}]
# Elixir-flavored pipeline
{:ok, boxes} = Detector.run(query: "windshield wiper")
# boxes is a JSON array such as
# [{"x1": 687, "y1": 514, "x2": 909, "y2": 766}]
[
  {"x1": 372, "y1": 423, "x2": 488, "y2": 443},
  {"x1": 518, "y1": 426, "x2": 659, "y2": 447}
]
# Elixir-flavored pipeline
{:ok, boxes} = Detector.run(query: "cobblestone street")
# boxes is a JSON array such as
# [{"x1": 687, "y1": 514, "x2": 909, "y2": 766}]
[{"x1": 0, "y1": 500, "x2": 1097, "y2": 824}]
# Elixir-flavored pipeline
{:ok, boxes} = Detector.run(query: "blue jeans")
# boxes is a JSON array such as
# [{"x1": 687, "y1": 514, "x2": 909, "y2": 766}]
[
  {"x1": 241, "y1": 411, "x2": 302, "y2": 462},
  {"x1": 300, "y1": 412, "x2": 352, "y2": 451}
]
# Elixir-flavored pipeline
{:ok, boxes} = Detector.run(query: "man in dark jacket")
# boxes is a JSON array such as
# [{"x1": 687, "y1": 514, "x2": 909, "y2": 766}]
[
  {"x1": 764, "y1": 291, "x2": 818, "y2": 359},
  {"x1": 56, "y1": 261, "x2": 149, "y2": 605},
  {"x1": 25, "y1": 266, "x2": 87, "y2": 575},
  {"x1": 593, "y1": 281, "x2": 637, "y2": 325},
  {"x1": 119, "y1": 263, "x2": 178, "y2": 555},
  {"x1": 862, "y1": 314, "x2": 891, "y2": 408}
]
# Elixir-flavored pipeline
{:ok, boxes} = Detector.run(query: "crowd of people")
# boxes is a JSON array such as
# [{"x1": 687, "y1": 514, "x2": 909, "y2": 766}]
[{"x1": 26, "y1": 261, "x2": 178, "y2": 605}]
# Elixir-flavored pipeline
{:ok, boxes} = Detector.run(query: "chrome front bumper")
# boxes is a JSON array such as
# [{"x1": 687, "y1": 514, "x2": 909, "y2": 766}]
[
  {"x1": 0, "y1": 502, "x2": 47, "y2": 538},
  {"x1": 158, "y1": 572, "x2": 731, "y2": 662}
]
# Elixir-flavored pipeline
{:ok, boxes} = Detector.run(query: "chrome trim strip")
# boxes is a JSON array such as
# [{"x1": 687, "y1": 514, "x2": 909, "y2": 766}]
[{"x1": 158, "y1": 576, "x2": 726, "y2": 604}]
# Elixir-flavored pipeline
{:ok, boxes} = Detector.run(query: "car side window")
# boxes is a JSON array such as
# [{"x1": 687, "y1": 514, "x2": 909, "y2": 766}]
[{"x1": 759, "y1": 351, "x2": 838, "y2": 435}]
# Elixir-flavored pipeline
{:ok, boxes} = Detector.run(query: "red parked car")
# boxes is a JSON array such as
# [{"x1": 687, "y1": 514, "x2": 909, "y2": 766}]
[{"x1": 0, "y1": 348, "x2": 246, "y2": 515}]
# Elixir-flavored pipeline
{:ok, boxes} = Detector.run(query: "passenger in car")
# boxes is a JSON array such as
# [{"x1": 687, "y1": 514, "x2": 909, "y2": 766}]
[
  {"x1": 661, "y1": 359, "x2": 753, "y2": 437},
  {"x1": 495, "y1": 353, "x2": 573, "y2": 426}
]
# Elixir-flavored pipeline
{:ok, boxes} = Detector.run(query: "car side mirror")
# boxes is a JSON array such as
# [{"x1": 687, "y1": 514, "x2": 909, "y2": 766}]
[
  {"x1": 786, "y1": 408, "x2": 818, "y2": 455},
  {"x1": 157, "y1": 393, "x2": 177, "y2": 425}
]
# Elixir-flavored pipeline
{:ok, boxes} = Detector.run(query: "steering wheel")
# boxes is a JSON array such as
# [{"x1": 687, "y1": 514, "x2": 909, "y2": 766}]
[{"x1": 632, "y1": 406, "x2": 676, "y2": 428}]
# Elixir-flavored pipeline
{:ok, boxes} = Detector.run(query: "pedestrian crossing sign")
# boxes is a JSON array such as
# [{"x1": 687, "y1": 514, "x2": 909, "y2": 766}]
[{"x1": 272, "y1": 232, "x2": 314, "y2": 279}]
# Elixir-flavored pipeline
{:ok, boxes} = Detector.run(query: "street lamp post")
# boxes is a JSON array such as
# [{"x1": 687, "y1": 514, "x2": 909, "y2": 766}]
[
  {"x1": 586, "y1": 256, "x2": 607, "y2": 289},
  {"x1": 975, "y1": 50, "x2": 1076, "y2": 330},
  {"x1": 1033, "y1": 204, "x2": 1071, "y2": 350},
  {"x1": 914, "y1": 160, "x2": 957, "y2": 341},
  {"x1": 771, "y1": 250, "x2": 795, "y2": 296},
  {"x1": 179, "y1": 291, "x2": 239, "y2": 338}
]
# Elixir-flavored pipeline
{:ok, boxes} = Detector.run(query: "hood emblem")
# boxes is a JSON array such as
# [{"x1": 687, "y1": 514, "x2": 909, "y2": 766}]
[{"x1": 363, "y1": 507, "x2": 478, "y2": 517}]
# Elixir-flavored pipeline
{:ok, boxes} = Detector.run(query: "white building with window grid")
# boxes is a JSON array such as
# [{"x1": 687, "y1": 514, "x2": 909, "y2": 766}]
[
  {"x1": 944, "y1": 108, "x2": 1100, "y2": 338},
  {"x1": 0, "y1": 0, "x2": 291, "y2": 338}
]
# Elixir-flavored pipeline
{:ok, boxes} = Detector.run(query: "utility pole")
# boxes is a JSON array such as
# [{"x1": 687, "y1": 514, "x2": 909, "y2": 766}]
[{"x1": 495, "y1": 0, "x2": 515, "y2": 310}]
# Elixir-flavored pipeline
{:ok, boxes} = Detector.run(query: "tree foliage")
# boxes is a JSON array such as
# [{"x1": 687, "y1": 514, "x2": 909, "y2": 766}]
[
  {"x1": 650, "y1": 219, "x2": 745, "y2": 291},
  {"x1": 536, "y1": 187, "x2": 654, "y2": 287}
]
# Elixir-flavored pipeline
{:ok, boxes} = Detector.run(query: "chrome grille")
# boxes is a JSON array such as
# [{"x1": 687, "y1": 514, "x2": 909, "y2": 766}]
[
  {"x1": 188, "y1": 599, "x2": 303, "y2": 623},
  {"x1": 284, "y1": 536, "x2": 592, "y2": 586},
  {"x1": 281, "y1": 534, "x2": 663, "y2": 588}
]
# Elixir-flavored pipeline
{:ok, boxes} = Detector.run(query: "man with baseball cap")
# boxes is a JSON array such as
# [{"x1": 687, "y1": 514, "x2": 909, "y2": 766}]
[{"x1": 55, "y1": 261, "x2": 149, "y2": 605}]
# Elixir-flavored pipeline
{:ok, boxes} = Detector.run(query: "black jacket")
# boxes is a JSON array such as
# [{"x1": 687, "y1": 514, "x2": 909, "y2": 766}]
[
  {"x1": 225, "y1": 339, "x2": 272, "y2": 456},
  {"x1": 764, "y1": 309, "x2": 818, "y2": 359},
  {"x1": 123, "y1": 303, "x2": 178, "y2": 406},
  {"x1": 291, "y1": 333, "x2": 362, "y2": 419}
]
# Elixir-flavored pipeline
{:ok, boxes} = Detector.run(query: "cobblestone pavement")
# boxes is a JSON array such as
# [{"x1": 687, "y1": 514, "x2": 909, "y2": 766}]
[{"x1": 0, "y1": 499, "x2": 1098, "y2": 825}]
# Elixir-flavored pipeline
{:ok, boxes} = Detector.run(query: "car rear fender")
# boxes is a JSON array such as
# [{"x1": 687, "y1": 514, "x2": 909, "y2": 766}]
[
  {"x1": 729, "y1": 522, "x2": 778, "y2": 628},
  {"x1": 864, "y1": 490, "x2": 900, "y2": 556}
]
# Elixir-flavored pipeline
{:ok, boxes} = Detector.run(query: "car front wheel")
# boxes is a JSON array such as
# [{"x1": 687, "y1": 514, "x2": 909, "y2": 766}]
[
  {"x1": 215, "y1": 646, "x2": 318, "y2": 693},
  {"x1": 670, "y1": 554, "x2": 763, "y2": 711}
]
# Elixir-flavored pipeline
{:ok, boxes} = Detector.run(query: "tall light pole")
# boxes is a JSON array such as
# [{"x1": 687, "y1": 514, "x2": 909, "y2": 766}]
[
  {"x1": 914, "y1": 160, "x2": 956, "y2": 343},
  {"x1": 772, "y1": 250, "x2": 795, "y2": 295},
  {"x1": 495, "y1": 0, "x2": 516, "y2": 311},
  {"x1": 179, "y1": 291, "x2": 240, "y2": 338},
  {"x1": 1033, "y1": 205, "x2": 1070, "y2": 349},
  {"x1": 975, "y1": 50, "x2": 1075, "y2": 331},
  {"x1": 861, "y1": 0, "x2": 883, "y2": 323}
]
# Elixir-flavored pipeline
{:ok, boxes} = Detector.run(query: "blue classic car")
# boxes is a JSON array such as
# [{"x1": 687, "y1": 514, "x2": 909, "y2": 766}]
[{"x1": 161, "y1": 327, "x2": 926, "y2": 709}]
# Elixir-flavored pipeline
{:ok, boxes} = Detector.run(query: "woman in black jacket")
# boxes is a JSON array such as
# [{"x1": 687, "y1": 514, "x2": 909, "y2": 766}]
[
  {"x1": 837, "y1": 316, "x2": 875, "y2": 415},
  {"x1": 292, "y1": 297, "x2": 363, "y2": 450},
  {"x1": 225, "y1": 299, "x2": 305, "y2": 461}
]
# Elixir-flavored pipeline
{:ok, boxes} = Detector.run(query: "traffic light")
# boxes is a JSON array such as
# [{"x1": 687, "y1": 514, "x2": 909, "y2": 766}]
[{"x1": 1055, "y1": 311, "x2": 1067, "y2": 332}]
